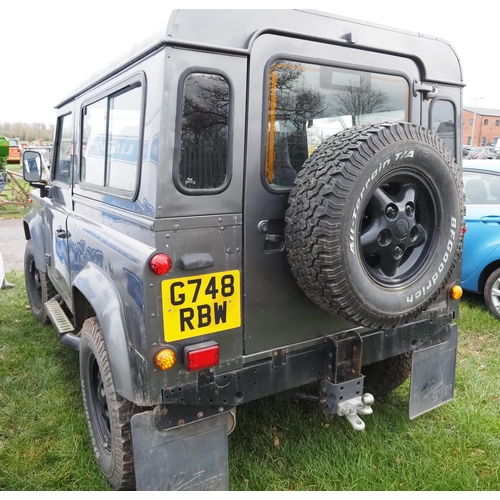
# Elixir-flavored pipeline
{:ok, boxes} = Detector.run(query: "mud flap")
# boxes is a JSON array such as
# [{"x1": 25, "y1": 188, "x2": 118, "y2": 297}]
[
  {"x1": 409, "y1": 324, "x2": 458, "y2": 420},
  {"x1": 131, "y1": 410, "x2": 229, "y2": 491}
]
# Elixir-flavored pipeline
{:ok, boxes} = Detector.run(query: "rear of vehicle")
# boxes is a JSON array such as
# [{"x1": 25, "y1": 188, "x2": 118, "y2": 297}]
[
  {"x1": 7, "y1": 138, "x2": 21, "y2": 163},
  {"x1": 22, "y1": 9, "x2": 465, "y2": 491}
]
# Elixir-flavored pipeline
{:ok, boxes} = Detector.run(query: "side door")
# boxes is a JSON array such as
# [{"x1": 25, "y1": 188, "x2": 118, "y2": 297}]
[
  {"x1": 43, "y1": 109, "x2": 74, "y2": 305},
  {"x1": 244, "y1": 34, "x2": 422, "y2": 355}
]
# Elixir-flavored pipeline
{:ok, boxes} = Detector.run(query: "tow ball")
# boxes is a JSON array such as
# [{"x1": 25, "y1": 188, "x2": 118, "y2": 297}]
[
  {"x1": 319, "y1": 378, "x2": 375, "y2": 431},
  {"x1": 336, "y1": 393, "x2": 375, "y2": 431}
]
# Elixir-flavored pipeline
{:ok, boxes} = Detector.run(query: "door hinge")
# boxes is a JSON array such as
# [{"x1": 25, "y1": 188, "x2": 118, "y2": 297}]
[{"x1": 413, "y1": 80, "x2": 440, "y2": 100}]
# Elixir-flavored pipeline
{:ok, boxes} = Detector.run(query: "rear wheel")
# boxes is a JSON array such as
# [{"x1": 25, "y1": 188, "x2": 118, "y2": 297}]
[
  {"x1": 80, "y1": 317, "x2": 139, "y2": 490},
  {"x1": 24, "y1": 239, "x2": 56, "y2": 324},
  {"x1": 484, "y1": 268, "x2": 500, "y2": 320},
  {"x1": 362, "y1": 353, "x2": 412, "y2": 397}
]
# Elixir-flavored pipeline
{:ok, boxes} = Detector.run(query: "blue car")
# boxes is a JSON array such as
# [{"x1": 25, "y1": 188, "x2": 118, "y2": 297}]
[{"x1": 462, "y1": 159, "x2": 500, "y2": 319}]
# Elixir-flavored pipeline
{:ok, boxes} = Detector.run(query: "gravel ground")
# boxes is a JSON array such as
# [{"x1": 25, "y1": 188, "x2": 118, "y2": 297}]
[{"x1": 0, "y1": 218, "x2": 26, "y2": 273}]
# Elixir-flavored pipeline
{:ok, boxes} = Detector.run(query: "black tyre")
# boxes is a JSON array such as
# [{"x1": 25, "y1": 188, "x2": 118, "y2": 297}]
[
  {"x1": 24, "y1": 239, "x2": 57, "y2": 324},
  {"x1": 484, "y1": 268, "x2": 500, "y2": 320},
  {"x1": 80, "y1": 317, "x2": 139, "y2": 490},
  {"x1": 362, "y1": 353, "x2": 412, "y2": 398},
  {"x1": 285, "y1": 122, "x2": 464, "y2": 329}
]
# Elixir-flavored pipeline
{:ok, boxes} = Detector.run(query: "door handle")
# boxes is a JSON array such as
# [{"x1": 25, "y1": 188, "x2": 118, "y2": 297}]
[
  {"x1": 479, "y1": 216, "x2": 500, "y2": 224},
  {"x1": 55, "y1": 229, "x2": 70, "y2": 238}
]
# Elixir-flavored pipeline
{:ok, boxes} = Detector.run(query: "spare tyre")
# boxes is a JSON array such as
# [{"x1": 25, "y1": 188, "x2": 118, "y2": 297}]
[{"x1": 285, "y1": 122, "x2": 464, "y2": 329}]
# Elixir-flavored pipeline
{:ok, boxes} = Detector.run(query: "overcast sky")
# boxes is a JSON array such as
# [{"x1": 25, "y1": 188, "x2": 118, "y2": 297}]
[{"x1": 1, "y1": 0, "x2": 498, "y2": 125}]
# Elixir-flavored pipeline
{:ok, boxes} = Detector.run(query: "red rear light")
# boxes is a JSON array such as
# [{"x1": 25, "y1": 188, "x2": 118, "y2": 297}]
[
  {"x1": 185, "y1": 342, "x2": 220, "y2": 371},
  {"x1": 149, "y1": 253, "x2": 172, "y2": 275}
]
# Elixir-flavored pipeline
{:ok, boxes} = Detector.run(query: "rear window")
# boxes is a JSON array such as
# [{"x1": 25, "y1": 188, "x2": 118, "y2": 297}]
[
  {"x1": 265, "y1": 60, "x2": 409, "y2": 189},
  {"x1": 176, "y1": 73, "x2": 231, "y2": 194}
]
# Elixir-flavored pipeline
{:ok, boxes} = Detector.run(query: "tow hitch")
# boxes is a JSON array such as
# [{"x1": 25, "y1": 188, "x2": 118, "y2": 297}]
[{"x1": 336, "y1": 393, "x2": 375, "y2": 431}]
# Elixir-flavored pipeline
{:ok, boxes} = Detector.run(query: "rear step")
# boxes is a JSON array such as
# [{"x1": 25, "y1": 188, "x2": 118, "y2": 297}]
[{"x1": 44, "y1": 300, "x2": 81, "y2": 350}]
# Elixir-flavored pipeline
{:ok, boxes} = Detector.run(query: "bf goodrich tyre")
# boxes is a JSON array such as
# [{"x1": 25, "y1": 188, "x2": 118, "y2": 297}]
[
  {"x1": 285, "y1": 122, "x2": 464, "y2": 329},
  {"x1": 80, "y1": 317, "x2": 140, "y2": 490},
  {"x1": 24, "y1": 239, "x2": 57, "y2": 324}
]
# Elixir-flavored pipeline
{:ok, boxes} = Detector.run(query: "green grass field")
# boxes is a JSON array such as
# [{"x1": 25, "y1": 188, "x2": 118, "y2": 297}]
[{"x1": 0, "y1": 271, "x2": 499, "y2": 491}]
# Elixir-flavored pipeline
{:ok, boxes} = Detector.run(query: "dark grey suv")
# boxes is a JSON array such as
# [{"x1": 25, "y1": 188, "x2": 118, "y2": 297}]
[{"x1": 22, "y1": 9, "x2": 465, "y2": 491}]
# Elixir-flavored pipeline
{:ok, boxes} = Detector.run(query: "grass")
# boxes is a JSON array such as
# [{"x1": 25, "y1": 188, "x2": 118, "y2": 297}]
[{"x1": 0, "y1": 273, "x2": 499, "y2": 491}]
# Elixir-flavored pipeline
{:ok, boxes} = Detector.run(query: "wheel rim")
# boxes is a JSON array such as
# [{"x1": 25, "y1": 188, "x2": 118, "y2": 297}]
[
  {"x1": 360, "y1": 170, "x2": 438, "y2": 286},
  {"x1": 489, "y1": 276, "x2": 500, "y2": 314},
  {"x1": 89, "y1": 355, "x2": 112, "y2": 452}
]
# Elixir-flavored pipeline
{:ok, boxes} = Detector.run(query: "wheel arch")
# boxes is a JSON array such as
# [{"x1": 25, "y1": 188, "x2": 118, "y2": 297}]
[
  {"x1": 23, "y1": 213, "x2": 45, "y2": 272},
  {"x1": 72, "y1": 263, "x2": 137, "y2": 403},
  {"x1": 478, "y1": 259, "x2": 500, "y2": 294}
]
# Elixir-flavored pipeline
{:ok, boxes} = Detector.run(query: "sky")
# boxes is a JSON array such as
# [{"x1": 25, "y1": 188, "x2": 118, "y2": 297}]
[{"x1": 1, "y1": 0, "x2": 499, "y2": 126}]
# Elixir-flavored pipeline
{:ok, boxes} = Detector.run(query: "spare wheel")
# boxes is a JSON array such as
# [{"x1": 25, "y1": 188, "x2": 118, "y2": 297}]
[{"x1": 285, "y1": 122, "x2": 464, "y2": 329}]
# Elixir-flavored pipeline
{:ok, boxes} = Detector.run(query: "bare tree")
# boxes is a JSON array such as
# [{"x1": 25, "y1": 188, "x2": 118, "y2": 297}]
[{"x1": 331, "y1": 79, "x2": 390, "y2": 126}]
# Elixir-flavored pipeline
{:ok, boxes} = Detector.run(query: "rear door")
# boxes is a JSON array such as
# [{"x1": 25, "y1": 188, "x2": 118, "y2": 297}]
[{"x1": 244, "y1": 34, "x2": 421, "y2": 355}]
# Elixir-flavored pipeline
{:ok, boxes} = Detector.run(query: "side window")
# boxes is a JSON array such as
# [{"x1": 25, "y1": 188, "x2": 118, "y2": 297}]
[
  {"x1": 53, "y1": 114, "x2": 73, "y2": 184},
  {"x1": 431, "y1": 100, "x2": 455, "y2": 156},
  {"x1": 265, "y1": 60, "x2": 409, "y2": 189},
  {"x1": 176, "y1": 73, "x2": 230, "y2": 193},
  {"x1": 81, "y1": 84, "x2": 142, "y2": 193}
]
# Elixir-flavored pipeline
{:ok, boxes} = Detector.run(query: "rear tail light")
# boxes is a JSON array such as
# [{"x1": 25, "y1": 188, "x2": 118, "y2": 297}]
[
  {"x1": 184, "y1": 341, "x2": 220, "y2": 372},
  {"x1": 149, "y1": 253, "x2": 172, "y2": 275}
]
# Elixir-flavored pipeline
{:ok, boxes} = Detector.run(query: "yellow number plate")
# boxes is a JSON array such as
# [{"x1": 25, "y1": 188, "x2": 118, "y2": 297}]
[{"x1": 161, "y1": 270, "x2": 241, "y2": 342}]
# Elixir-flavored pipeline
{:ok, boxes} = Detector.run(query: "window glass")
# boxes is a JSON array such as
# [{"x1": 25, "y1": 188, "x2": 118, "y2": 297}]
[
  {"x1": 107, "y1": 87, "x2": 142, "y2": 191},
  {"x1": 265, "y1": 60, "x2": 409, "y2": 188},
  {"x1": 53, "y1": 113, "x2": 73, "y2": 184},
  {"x1": 464, "y1": 170, "x2": 500, "y2": 204},
  {"x1": 82, "y1": 98, "x2": 106, "y2": 186},
  {"x1": 81, "y1": 84, "x2": 142, "y2": 193},
  {"x1": 178, "y1": 73, "x2": 230, "y2": 191},
  {"x1": 431, "y1": 100, "x2": 455, "y2": 154}
]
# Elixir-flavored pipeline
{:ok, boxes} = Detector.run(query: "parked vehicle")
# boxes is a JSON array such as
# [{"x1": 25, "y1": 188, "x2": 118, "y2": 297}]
[
  {"x1": 21, "y1": 9, "x2": 465, "y2": 491},
  {"x1": 466, "y1": 146, "x2": 497, "y2": 160},
  {"x1": 462, "y1": 159, "x2": 500, "y2": 319},
  {"x1": 7, "y1": 137, "x2": 22, "y2": 164}
]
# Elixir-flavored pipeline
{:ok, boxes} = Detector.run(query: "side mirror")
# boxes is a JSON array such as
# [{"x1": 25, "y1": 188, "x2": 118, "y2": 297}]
[{"x1": 23, "y1": 151, "x2": 43, "y2": 183}]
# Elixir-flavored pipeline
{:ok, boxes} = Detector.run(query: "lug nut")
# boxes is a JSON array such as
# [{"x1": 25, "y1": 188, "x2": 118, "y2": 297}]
[{"x1": 405, "y1": 204, "x2": 414, "y2": 217}]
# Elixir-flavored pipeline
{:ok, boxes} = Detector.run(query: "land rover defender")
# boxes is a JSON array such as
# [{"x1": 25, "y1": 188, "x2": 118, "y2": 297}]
[{"x1": 22, "y1": 9, "x2": 465, "y2": 491}]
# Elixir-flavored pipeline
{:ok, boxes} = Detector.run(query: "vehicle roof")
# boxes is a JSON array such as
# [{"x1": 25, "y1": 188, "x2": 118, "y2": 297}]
[
  {"x1": 463, "y1": 159, "x2": 500, "y2": 171},
  {"x1": 57, "y1": 9, "x2": 464, "y2": 108}
]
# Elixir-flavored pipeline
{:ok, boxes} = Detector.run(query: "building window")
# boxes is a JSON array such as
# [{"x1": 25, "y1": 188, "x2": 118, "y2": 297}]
[
  {"x1": 484, "y1": 119, "x2": 489, "y2": 125},
  {"x1": 177, "y1": 73, "x2": 230, "y2": 192},
  {"x1": 467, "y1": 137, "x2": 472, "y2": 145},
  {"x1": 496, "y1": 120, "x2": 500, "y2": 127},
  {"x1": 470, "y1": 118, "x2": 474, "y2": 125},
  {"x1": 481, "y1": 137, "x2": 486, "y2": 146}
]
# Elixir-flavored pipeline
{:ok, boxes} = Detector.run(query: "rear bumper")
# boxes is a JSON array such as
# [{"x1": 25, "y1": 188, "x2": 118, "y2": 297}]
[{"x1": 161, "y1": 313, "x2": 455, "y2": 409}]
